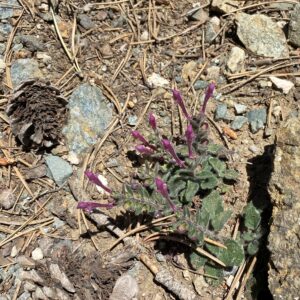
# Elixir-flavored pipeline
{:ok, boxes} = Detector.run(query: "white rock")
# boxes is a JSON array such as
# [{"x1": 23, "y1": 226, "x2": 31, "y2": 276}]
[
  {"x1": 24, "y1": 281, "x2": 36, "y2": 292},
  {"x1": 32, "y1": 247, "x2": 43, "y2": 260},
  {"x1": 96, "y1": 174, "x2": 110, "y2": 195},
  {"x1": 140, "y1": 30, "x2": 149, "y2": 41},
  {"x1": 226, "y1": 275, "x2": 234, "y2": 287},
  {"x1": 49, "y1": 264, "x2": 75, "y2": 293},
  {"x1": 212, "y1": 0, "x2": 244, "y2": 13},
  {"x1": 269, "y1": 76, "x2": 294, "y2": 94},
  {"x1": 147, "y1": 73, "x2": 169, "y2": 88},
  {"x1": 193, "y1": 275, "x2": 209, "y2": 296},
  {"x1": 109, "y1": 274, "x2": 139, "y2": 300},
  {"x1": 36, "y1": 52, "x2": 52, "y2": 64},
  {"x1": 227, "y1": 47, "x2": 245, "y2": 73},
  {"x1": 11, "y1": 245, "x2": 18, "y2": 257}
]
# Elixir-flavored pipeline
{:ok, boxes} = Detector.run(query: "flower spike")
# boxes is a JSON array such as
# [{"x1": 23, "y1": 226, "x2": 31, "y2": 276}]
[
  {"x1": 85, "y1": 170, "x2": 112, "y2": 194},
  {"x1": 201, "y1": 82, "x2": 215, "y2": 114},
  {"x1": 185, "y1": 124, "x2": 195, "y2": 158},
  {"x1": 161, "y1": 138, "x2": 185, "y2": 168},
  {"x1": 149, "y1": 113, "x2": 157, "y2": 130},
  {"x1": 131, "y1": 130, "x2": 149, "y2": 145},
  {"x1": 172, "y1": 89, "x2": 191, "y2": 120},
  {"x1": 135, "y1": 145, "x2": 154, "y2": 155},
  {"x1": 155, "y1": 178, "x2": 177, "y2": 212}
]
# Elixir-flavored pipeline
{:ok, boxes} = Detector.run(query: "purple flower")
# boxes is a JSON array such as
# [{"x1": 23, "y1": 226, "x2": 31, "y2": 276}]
[
  {"x1": 172, "y1": 89, "x2": 191, "y2": 120},
  {"x1": 131, "y1": 130, "x2": 149, "y2": 145},
  {"x1": 201, "y1": 82, "x2": 215, "y2": 114},
  {"x1": 85, "y1": 170, "x2": 112, "y2": 194},
  {"x1": 149, "y1": 113, "x2": 157, "y2": 130},
  {"x1": 155, "y1": 178, "x2": 177, "y2": 212},
  {"x1": 161, "y1": 138, "x2": 185, "y2": 168},
  {"x1": 185, "y1": 124, "x2": 195, "y2": 158},
  {"x1": 77, "y1": 201, "x2": 114, "y2": 213},
  {"x1": 135, "y1": 145, "x2": 154, "y2": 155}
]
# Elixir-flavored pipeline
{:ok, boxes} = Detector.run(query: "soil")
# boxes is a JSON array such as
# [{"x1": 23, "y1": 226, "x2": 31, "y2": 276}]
[{"x1": 0, "y1": 1, "x2": 299, "y2": 299}]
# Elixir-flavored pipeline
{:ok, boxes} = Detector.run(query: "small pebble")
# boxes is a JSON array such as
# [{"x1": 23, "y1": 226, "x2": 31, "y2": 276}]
[
  {"x1": 264, "y1": 127, "x2": 273, "y2": 137},
  {"x1": 231, "y1": 116, "x2": 248, "y2": 130},
  {"x1": 215, "y1": 103, "x2": 227, "y2": 120},
  {"x1": 155, "y1": 252, "x2": 166, "y2": 262},
  {"x1": 234, "y1": 103, "x2": 247, "y2": 115},
  {"x1": 127, "y1": 100, "x2": 135, "y2": 108},
  {"x1": 248, "y1": 145, "x2": 260, "y2": 154},
  {"x1": 128, "y1": 115, "x2": 138, "y2": 126},
  {"x1": 194, "y1": 80, "x2": 208, "y2": 90},
  {"x1": 0, "y1": 189, "x2": 15, "y2": 210},
  {"x1": 32, "y1": 247, "x2": 43, "y2": 260},
  {"x1": 140, "y1": 30, "x2": 149, "y2": 41},
  {"x1": 11, "y1": 246, "x2": 18, "y2": 257}
]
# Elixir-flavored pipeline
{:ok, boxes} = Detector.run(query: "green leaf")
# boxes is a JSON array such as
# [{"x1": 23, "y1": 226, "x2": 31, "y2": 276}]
[
  {"x1": 196, "y1": 207, "x2": 210, "y2": 227},
  {"x1": 189, "y1": 252, "x2": 207, "y2": 270},
  {"x1": 209, "y1": 157, "x2": 226, "y2": 177},
  {"x1": 241, "y1": 231, "x2": 256, "y2": 242},
  {"x1": 243, "y1": 202, "x2": 261, "y2": 230},
  {"x1": 247, "y1": 240, "x2": 260, "y2": 255},
  {"x1": 222, "y1": 169, "x2": 239, "y2": 180},
  {"x1": 184, "y1": 181, "x2": 199, "y2": 202},
  {"x1": 200, "y1": 176, "x2": 218, "y2": 190},
  {"x1": 197, "y1": 170, "x2": 215, "y2": 179},
  {"x1": 211, "y1": 210, "x2": 232, "y2": 231},
  {"x1": 207, "y1": 144, "x2": 223, "y2": 155},
  {"x1": 168, "y1": 180, "x2": 186, "y2": 198},
  {"x1": 204, "y1": 265, "x2": 223, "y2": 285},
  {"x1": 202, "y1": 191, "x2": 223, "y2": 219},
  {"x1": 207, "y1": 239, "x2": 245, "y2": 267}
]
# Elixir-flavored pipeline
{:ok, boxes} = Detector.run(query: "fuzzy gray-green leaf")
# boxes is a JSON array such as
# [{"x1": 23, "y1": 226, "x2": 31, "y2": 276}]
[
  {"x1": 211, "y1": 210, "x2": 232, "y2": 231},
  {"x1": 202, "y1": 190, "x2": 223, "y2": 219},
  {"x1": 244, "y1": 202, "x2": 261, "y2": 230},
  {"x1": 184, "y1": 181, "x2": 199, "y2": 202},
  {"x1": 209, "y1": 157, "x2": 226, "y2": 176}
]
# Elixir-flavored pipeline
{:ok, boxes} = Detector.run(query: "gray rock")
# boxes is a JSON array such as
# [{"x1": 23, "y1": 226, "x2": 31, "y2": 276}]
[
  {"x1": 18, "y1": 292, "x2": 31, "y2": 300},
  {"x1": 18, "y1": 35, "x2": 44, "y2": 51},
  {"x1": 288, "y1": 4, "x2": 300, "y2": 47},
  {"x1": 10, "y1": 58, "x2": 42, "y2": 87},
  {"x1": 215, "y1": 103, "x2": 227, "y2": 120},
  {"x1": 128, "y1": 115, "x2": 138, "y2": 126},
  {"x1": 227, "y1": 47, "x2": 245, "y2": 73},
  {"x1": 175, "y1": 76, "x2": 182, "y2": 83},
  {"x1": 234, "y1": 103, "x2": 247, "y2": 115},
  {"x1": 194, "y1": 80, "x2": 208, "y2": 90},
  {"x1": 155, "y1": 252, "x2": 166, "y2": 262},
  {"x1": 231, "y1": 116, "x2": 248, "y2": 130},
  {"x1": 45, "y1": 155, "x2": 73, "y2": 186},
  {"x1": 0, "y1": 0, "x2": 19, "y2": 19},
  {"x1": 248, "y1": 144, "x2": 259, "y2": 154},
  {"x1": 246, "y1": 108, "x2": 267, "y2": 133},
  {"x1": 77, "y1": 14, "x2": 95, "y2": 30},
  {"x1": 0, "y1": 43, "x2": 6, "y2": 54},
  {"x1": 268, "y1": 117, "x2": 300, "y2": 300},
  {"x1": 110, "y1": 274, "x2": 139, "y2": 300},
  {"x1": 205, "y1": 16, "x2": 220, "y2": 43},
  {"x1": 187, "y1": 7, "x2": 209, "y2": 24},
  {"x1": 0, "y1": 189, "x2": 15, "y2": 210},
  {"x1": 211, "y1": 0, "x2": 244, "y2": 13},
  {"x1": 0, "y1": 23, "x2": 12, "y2": 36},
  {"x1": 236, "y1": 13, "x2": 289, "y2": 58},
  {"x1": 63, "y1": 83, "x2": 112, "y2": 158}
]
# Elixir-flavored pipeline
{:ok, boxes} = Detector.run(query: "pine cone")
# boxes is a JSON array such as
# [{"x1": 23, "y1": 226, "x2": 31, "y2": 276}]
[{"x1": 6, "y1": 80, "x2": 68, "y2": 149}]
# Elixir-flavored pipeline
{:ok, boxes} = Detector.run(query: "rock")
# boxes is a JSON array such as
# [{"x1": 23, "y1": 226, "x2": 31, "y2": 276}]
[
  {"x1": 0, "y1": 0, "x2": 19, "y2": 19},
  {"x1": 0, "y1": 189, "x2": 15, "y2": 210},
  {"x1": 187, "y1": 7, "x2": 209, "y2": 24},
  {"x1": 62, "y1": 83, "x2": 112, "y2": 159},
  {"x1": 32, "y1": 247, "x2": 43, "y2": 260},
  {"x1": 18, "y1": 269, "x2": 44, "y2": 284},
  {"x1": 206, "y1": 66, "x2": 220, "y2": 81},
  {"x1": 140, "y1": 30, "x2": 149, "y2": 41},
  {"x1": 236, "y1": 13, "x2": 289, "y2": 58},
  {"x1": 24, "y1": 281, "x2": 36, "y2": 292},
  {"x1": 211, "y1": 0, "x2": 244, "y2": 13},
  {"x1": 18, "y1": 291, "x2": 31, "y2": 300},
  {"x1": 234, "y1": 103, "x2": 247, "y2": 115},
  {"x1": 10, "y1": 58, "x2": 42, "y2": 87},
  {"x1": 231, "y1": 116, "x2": 248, "y2": 130},
  {"x1": 205, "y1": 16, "x2": 220, "y2": 43},
  {"x1": 0, "y1": 58, "x2": 6, "y2": 73},
  {"x1": 45, "y1": 155, "x2": 73, "y2": 186},
  {"x1": 264, "y1": 127, "x2": 273, "y2": 137},
  {"x1": 49, "y1": 264, "x2": 75, "y2": 293},
  {"x1": 99, "y1": 43, "x2": 113, "y2": 56},
  {"x1": 11, "y1": 245, "x2": 18, "y2": 257},
  {"x1": 0, "y1": 43, "x2": 5, "y2": 54},
  {"x1": 155, "y1": 253, "x2": 166, "y2": 262},
  {"x1": 215, "y1": 103, "x2": 227, "y2": 120},
  {"x1": 268, "y1": 117, "x2": 300, "y2": 300},
  {"x1": 18, "y1": 35, "x2": 44, "y2": 51},
  {"x1": 34, "y1": 287, "x2": 47, "y2": 300},
  {"x1": 288, "y1": 4, "x2": 300, "y2": 47},
  {"x1": 0, "y1": 23, "x2": 12, "y2": 36},
  {"x1": 148, "y1": 72, "x2": 169, "y2": 88},
  {"x1": 182, "y1": 61, "x2": 197, "y2": 82},
  {"x1": 43, "y1": 287, "x2": 57, "y2": 298},
  {"x1": 77, "y1": 14, "x2": 95, "y2": 30},
  {"x1": 227, "y1": 47, "x2": 245, "y2": 73},
  {"x1": 269, "y1": 76, "x2": 294, "y2": 94},
  {"x1": 128, "y1": 115, "x2": 138, "y2": 126},
  {"x1": 258, "y1": 80, "x2": 272, "y2": 88},
  {"x1": 246, "y1": 108, "x2": 267, "y2": 133},
  {"x1": 248, "y1": 145, "x2": 259, "y2": 154},
  {"x1": 109, "y1": 274, "x2": 139, "y2": 300},
  {"x1": 193, "y1": 275, "x2": 208, "y2": 296},
  {"x1": 36, "y1": 52, "x2": 52, "y2": 64},
  {"x1": 194, "y1": 80, "x2": 208, "y2": 90}
]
